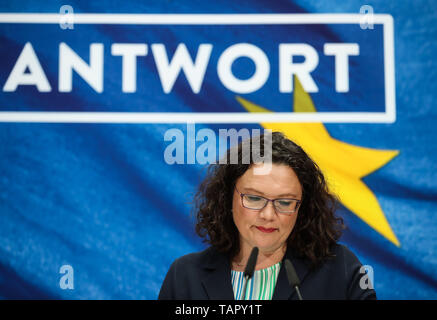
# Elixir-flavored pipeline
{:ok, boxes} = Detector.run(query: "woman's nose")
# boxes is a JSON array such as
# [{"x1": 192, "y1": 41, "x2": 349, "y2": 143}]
[{"x1": 259, "y1": 201, "x2": 276, "y2": 220}]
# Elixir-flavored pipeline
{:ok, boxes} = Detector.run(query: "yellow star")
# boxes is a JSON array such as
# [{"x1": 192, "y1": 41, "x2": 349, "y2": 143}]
[{"x1": 236, "y1": 76, "x2": 400, "y2": 246}]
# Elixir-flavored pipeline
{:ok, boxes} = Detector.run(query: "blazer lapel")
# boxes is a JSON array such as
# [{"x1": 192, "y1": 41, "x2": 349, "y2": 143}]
[
  {"x1": 199, "y1": 246, "x2": 310, "y2": 300},
  {"x1": 272, "y1": 248, "x2": 310, "y2": 300},
  {"x1": 201, "y1": 248, "x2": 235, "y2": 300}
]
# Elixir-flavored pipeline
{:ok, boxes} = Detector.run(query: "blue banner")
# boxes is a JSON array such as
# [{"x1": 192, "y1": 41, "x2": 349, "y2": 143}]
[{"x1": 0, "y1": 0, "x2": 436, "y2": 300}]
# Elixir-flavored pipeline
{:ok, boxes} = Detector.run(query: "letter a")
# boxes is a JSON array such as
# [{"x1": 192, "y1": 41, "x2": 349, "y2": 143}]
[
  {"x1": 3, "y1": 42, "x2": 51, "y2": 92},
  {"x1": 59, "y1": 265, "x2": 74, "y2": 290}
]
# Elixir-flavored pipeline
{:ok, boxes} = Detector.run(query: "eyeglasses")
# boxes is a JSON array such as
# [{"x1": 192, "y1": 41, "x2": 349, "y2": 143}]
[{"x1": 235, "y1": 187, "x2": 301, "y2": 215}]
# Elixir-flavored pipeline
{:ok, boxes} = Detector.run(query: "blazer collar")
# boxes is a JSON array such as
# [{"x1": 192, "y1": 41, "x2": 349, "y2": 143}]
[
  {"x1": 201, "y1": 247, "x2": 235, "y2": 300},
  {"x1": 200, "y1": 246, "x2": 310, "y2": 300}
]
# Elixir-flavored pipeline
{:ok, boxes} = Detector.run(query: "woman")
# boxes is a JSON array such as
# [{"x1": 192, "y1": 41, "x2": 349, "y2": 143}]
[{"x1": 158, "y1": 131, "x2": 376, "y2": 300}]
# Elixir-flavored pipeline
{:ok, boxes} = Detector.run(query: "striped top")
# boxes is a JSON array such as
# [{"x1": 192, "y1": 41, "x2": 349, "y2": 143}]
[{"x1": 231, "y1": 262, "x2": 281, "y2": 300}]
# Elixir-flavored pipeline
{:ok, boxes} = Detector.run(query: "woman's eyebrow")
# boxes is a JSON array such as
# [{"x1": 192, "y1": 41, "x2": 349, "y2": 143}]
[{"x1": 243, "y1": 187, "x2": 299, "y2": 198}]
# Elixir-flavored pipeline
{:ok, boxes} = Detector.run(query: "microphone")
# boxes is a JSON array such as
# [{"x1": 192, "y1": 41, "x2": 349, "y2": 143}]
[
  {"x1": 241, "y1": 247, "x2": 259, "y2": 300},
  {"x1": 284, "y1": 259, "x2": 303, "y2": 300}
]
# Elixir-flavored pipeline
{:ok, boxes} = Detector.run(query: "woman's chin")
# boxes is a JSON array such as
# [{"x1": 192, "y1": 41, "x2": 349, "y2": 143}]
[{"x1": 251, "y1": 239, "x2": 282, "y2": 254}]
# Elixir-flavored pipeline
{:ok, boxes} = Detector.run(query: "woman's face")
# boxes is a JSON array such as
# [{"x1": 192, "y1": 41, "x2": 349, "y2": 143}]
[{"x1": 232, "y1": 163, "x2": 303, "y2": 255}]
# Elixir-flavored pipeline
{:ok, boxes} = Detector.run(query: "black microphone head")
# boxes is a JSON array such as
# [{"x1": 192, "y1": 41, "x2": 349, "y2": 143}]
[
  {"x1": 284, "y1": 259, "x2": 301, "y2": 287},
  {"x1": 243, "y1": 247, "x2": 259, "y2": 278}
]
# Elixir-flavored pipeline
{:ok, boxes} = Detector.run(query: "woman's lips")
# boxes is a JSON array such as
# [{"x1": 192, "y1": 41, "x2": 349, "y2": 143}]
[{"x1": 256, "y1": 226, "x2": 277, "y2": 233}]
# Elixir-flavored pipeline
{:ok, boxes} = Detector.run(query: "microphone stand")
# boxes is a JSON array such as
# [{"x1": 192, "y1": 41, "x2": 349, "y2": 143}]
[{"x1": 241, "y1": 247, "x2": 259, "y2": 300}]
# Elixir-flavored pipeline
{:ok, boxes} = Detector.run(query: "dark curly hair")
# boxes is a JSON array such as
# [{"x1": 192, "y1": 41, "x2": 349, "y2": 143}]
[{"x1": 194, "y1": 131, "x2": 345, "y2": 269}]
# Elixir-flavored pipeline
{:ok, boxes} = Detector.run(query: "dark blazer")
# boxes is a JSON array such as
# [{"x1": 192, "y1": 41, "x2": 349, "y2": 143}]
[{"x1": 158, "y1": 243, "x2": 376, "y2": 300}]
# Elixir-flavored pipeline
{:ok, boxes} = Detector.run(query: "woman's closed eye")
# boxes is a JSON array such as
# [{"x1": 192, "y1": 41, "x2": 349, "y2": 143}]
[
  {"x1": 277, "y1": 200, "x2": 293, "y2": 206},
  {"x1": 246, "y1": 195, "x2": 263, "y2": 202}
]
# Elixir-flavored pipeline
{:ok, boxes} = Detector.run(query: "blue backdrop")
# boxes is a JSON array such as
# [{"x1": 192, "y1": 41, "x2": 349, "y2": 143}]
[{"x1": 0, "y1": 0, "x2": 436, "y2": 299}]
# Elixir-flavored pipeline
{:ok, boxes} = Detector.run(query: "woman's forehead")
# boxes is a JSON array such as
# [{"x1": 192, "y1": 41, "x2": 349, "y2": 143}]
[{"x1": 236, "y1": 163, "x2": 302, "y2": 196}]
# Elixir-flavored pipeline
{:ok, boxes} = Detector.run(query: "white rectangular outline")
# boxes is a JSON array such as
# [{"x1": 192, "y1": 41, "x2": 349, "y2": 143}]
[{"x1": 0, "y1": 13, "x2": 395, "y2": 123}]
